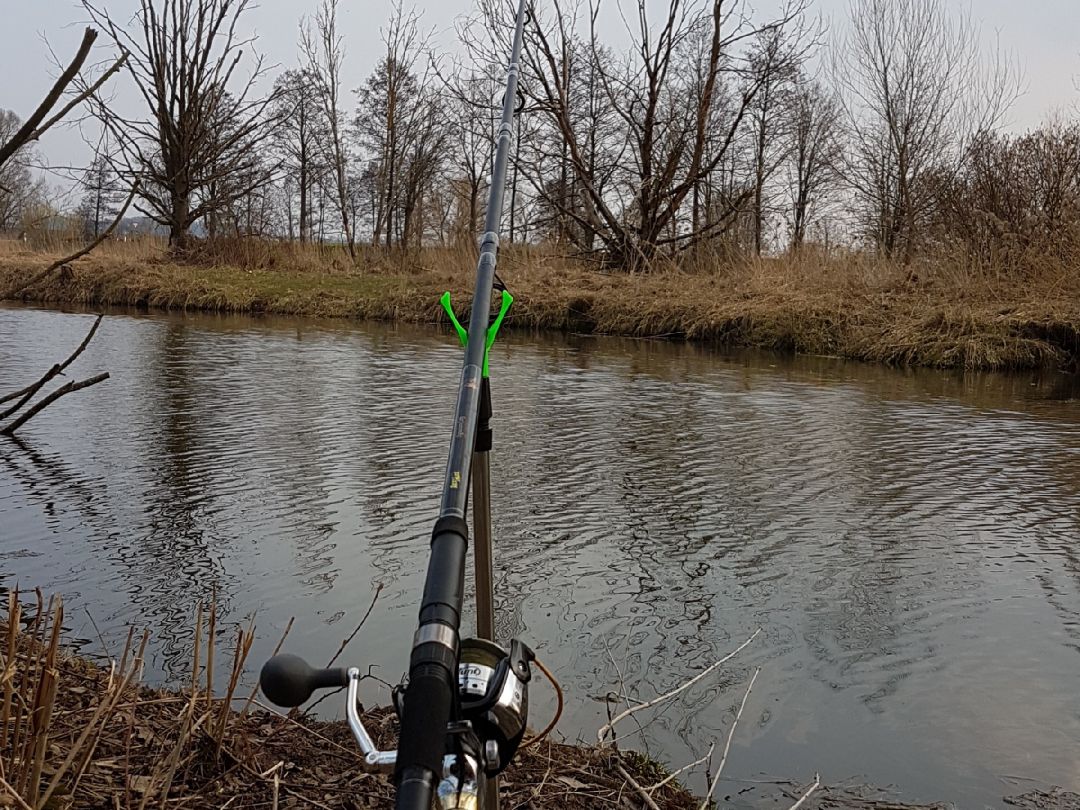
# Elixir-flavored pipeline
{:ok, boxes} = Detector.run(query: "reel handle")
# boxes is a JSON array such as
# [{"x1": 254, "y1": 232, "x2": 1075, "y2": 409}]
[{"x1": 260, "y1": 653, "x2": 347, "y2": 708}]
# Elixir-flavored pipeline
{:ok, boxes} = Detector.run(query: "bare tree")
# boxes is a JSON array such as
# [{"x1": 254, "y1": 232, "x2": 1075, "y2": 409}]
[
  {"x1": 354, "y1": 1, "x2": 447, "y2": 250},
  {"x1": 746, "y1": 20, "x2": 817, "y2": 255},
  {"x1": 786, "y1": 78, "x2": 842, "y2": 249},
  {"x1": 436, "y1": 62, "x2": 498, "y2": 246},
  {"x1": 84, "y1": 0, "x2": 278, "y2": 251},
  {"x1": 272, "y1": 70, "x2": 329, "y2": 243},
  {"x1": 0, "y1": 111, "x2": 45, "y2": 233},
  {"x1": 301, "y1": 0, "x2": 355, "y2": 256},
  {"x1": 513, "y1": 0, "x2": 809, "y2": 269},
  {"x1": 831, "y1": 0, "x2": 1019, "y2": 262}
]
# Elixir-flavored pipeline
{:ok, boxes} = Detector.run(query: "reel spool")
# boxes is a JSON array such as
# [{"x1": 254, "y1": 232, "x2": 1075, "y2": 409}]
[{"x1": 457, "y1": 638, "x2": 534, "y2": 775}]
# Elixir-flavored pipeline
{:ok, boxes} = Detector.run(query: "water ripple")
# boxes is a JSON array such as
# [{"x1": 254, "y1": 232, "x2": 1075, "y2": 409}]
[{"x1": 2, "y1": 305, "x2": 1080, "y2": 805}]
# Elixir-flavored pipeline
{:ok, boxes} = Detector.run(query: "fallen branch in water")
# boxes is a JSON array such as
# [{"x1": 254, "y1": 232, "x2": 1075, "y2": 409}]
[
  {"x1": 787, "y1": 774, "x2": 821, "y2": 810},
  {"x1": 597, "y1": 627, "x2": 762, "y2": 746},
  {"x1": 1, "y1": 373, "x2": 109, "y2": 436},
  {"x1": 699, "y1": 667, "x2": 761, "y2": 810},
  {"x1": 0, "y1": 314, "x2": 110, "y2": 438},
  {"x1": 0, "y1": 314, "x2": 102, "y2": 410}
]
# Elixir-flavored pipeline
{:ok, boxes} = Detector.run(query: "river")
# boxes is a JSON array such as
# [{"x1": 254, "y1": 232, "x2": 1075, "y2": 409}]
[{"x1": 2, "y1": 303, "x2": 1079, "y2": 807}]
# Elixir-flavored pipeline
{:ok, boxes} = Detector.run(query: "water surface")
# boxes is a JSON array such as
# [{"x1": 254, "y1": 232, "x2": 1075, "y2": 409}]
[{"x1": 2, "y1": 303, "x2": 1079, "y2": 807}]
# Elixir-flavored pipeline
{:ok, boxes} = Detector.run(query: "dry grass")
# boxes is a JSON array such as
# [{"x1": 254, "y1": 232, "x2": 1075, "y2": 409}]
[
  {"x1": 0, "y1": 592, "x2": 699, "y2": 810},
  {"x1": 2, "y1": 238, "x2": 1079, "y2": 371}
]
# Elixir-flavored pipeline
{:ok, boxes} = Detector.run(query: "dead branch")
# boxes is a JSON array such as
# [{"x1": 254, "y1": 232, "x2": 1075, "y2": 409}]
[
  {"x1": 1, "y1": 374, "x2": 110, "y2": 436},
  {"x1": 28, "y1": 52, "x2": 130, "y2": 145},
  {"x1": 0, "y1": 28, "x2": 97, "y2": 169},
  {"x1": 0, "y1": 365, "x2": 62, "y2": 419},
  {"x1": 699, "y1": 666, "x2": 761, "y2": 810},
  {"x1": 787, "y1": 774, "x2": 822, "y2": 810},
  {"x1": 614, "y1": 762, "x2": 661, "y2": 810},
  {"x1": 0, "y1": 314, "x2": 103, "y2": 412},
  {"x1": 597, "y1": 627, "x2": 761, "y2": 746}
]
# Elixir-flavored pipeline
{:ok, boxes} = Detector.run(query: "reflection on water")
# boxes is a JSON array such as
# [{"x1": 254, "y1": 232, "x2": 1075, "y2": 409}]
[{"x1": 2, "y1": 303, "x2": 1079, "y2": 807}]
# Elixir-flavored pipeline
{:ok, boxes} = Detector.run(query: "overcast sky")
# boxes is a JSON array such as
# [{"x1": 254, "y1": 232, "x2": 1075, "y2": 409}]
[{"x1": 4, "y1": 0, "x2": 1078, "y2": 191}]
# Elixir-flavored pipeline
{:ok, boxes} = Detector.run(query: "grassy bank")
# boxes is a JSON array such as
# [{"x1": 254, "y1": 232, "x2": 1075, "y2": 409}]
[{"x1": 2, "y1": 239, "x2": 1079, "y2": 371}]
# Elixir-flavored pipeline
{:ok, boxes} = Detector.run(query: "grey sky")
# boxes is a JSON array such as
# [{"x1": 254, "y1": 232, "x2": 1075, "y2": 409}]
[{"x1": 4, "y1": 0, "x2": 1078, "y2": 191}]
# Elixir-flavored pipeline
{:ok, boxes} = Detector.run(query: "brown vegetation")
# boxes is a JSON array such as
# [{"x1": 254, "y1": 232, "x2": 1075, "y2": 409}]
[
  {"x1": 2, "y1": 238, "x2": 1079, "y2": 372},
  {"x1": 5, "y1": 592, "x2": 1070, "y2": 809},
  {"x1": 0, "y1": 592, "x2": 698, "y2": 810}
]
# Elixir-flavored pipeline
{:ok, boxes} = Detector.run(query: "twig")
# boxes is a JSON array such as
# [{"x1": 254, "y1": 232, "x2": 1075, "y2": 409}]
[
  {"x1": 281, "y1": 786, "x2": 334, "y2": 810},
  {"x1": 597, "y1": 628, "x2": 761, "y2": 745},
  {"x1": 206, "y1": 587, "x2": 217, "y2": 711},
  {"x1": 648, "y1": 742, "x2": 714, "y2": 795},
  {"x1": 257, "y1": 760, "x2": 283, "y2": 810},
  {"x1": 250, "y1": 700, "x2": 359, "y2": 757},
  {"x1": 191, "y1": 602, "x2": 203, "y2": 698},
  {"x1": 0, "y1": 775, "x2": 34, "y2": 810},
  {"x1": 214, "y1": 619, "x2": 254, "y2": 758},
  {"x1": 698, "y1": 667, "x2": 761, "y2": 810},
  {"x1": 1, "y1": 591, "x2": 21, "y2": 751},
  {"x1": 786, "y1": 774, "x2": 821, "y2": 810},
  {"x1": 82, "y1": 607, "x2": 113, "y2": 661},
  {"x1": 605, "y1": 632, "x2": 649, "y2": 749},
  {"x1": 239, "y1": 618, "x2": 293, "y2": 721},
  {"x1": 615, "y1": 763, "x2": 661, "y2": 810},
  {"x1": 325, "y1": 583, "x2": 383, "y2": 667}
]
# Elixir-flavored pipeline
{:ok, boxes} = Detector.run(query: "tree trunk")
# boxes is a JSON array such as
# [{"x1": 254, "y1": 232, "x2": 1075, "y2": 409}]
[{"x1": 170, "y1": 188, "x2": 191, "y2": 250}]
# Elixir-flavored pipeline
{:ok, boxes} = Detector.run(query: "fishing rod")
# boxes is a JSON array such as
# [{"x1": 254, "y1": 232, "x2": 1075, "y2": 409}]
[{"x1": 260, "y1": 2, "x2": 537, "y2": 808}]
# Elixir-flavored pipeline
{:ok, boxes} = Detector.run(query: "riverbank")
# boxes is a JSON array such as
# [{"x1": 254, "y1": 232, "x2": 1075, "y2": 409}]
[
  {"x1": 2, "y1": 242, "x2": 1079, "y2": 371},
  {"x1": 1, "y1": 597, "x2": 701, "y2": 810},
  {"x1": 5, "y1": 599, "x2": 1074, "y2": 810}
]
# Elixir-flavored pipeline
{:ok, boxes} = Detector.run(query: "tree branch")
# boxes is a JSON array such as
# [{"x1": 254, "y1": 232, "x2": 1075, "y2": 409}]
[
  {"x1": 597, "y1": 628, "x2": 761, "y2": 746},
  {"x1": 0, "y1": 28, "x2": 97, "y2": 169},
  {"x1": 0, "y1": 315, "x2": 103, "y2": 414},
  {"x1": 1, "y1": 374, "x2": 109, "y2": 436},
  {"x1": 28, "y1": 51, "x2": 131, "y2": 144}
]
